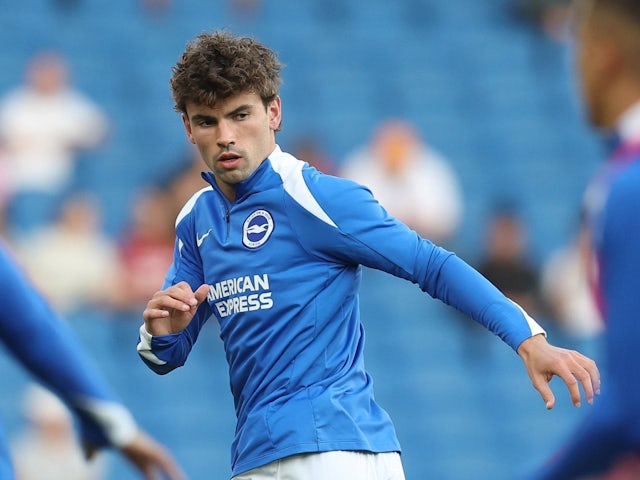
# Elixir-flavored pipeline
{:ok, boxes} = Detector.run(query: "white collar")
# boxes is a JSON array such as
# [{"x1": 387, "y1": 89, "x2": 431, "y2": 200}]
[{"x1": 617, "y1": 99, "x2": 640, "y2": 142}]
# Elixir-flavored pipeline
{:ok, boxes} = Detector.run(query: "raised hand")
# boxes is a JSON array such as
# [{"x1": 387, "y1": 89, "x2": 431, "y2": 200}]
[{"x1": 142, "y1": 282, "x2": 210, "y2": 336}]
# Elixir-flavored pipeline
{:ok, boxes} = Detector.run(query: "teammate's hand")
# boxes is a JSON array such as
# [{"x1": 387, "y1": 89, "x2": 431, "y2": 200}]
[
  {"x1": 517, "y1": 333, "x2": 601, "y2": 410},
  {"x1": 143, "y1": 282, "x2": 209, "y2": 336},
  {"x1": 119, "y1": 430, "x2": 186, "y2": 480},
  {"x1": 82, "y1": 430, "x2": 186, "y2": 480}
]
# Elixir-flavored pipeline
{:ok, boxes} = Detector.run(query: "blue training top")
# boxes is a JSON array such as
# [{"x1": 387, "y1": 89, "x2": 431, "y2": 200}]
[
  {"x1": 531, "y1": 136, "x2": 640, "y2": 479},
  {"x1": 137, "y1": 145, "x2": 545, "y2": 477},
  {"x1": 0, "y1": 243, "x2": 138, "y2": 480}
]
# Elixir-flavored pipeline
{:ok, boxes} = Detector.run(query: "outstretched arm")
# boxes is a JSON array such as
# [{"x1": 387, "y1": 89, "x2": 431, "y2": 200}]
[
  {"x1": 301, "y1": 175, "x2": 602, "y2": 410},
  {"x1": 0, "y1": 244, "x2": 185, "y2": 480}
]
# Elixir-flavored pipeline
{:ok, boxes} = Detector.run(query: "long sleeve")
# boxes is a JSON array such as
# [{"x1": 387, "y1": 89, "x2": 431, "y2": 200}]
[
  {"x1": 136, "y1": 199, "x2": 214, "y2": 374},
  {"x1": 0, "y1": 244, "x2": 137, "y2": 448},
  {"x1": 299, "y1": 171, "x2": 545, "y2": 352}
]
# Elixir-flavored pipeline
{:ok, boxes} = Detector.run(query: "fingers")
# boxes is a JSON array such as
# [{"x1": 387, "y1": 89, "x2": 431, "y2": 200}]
[
  {"x1": 531, "y1": 375, "x2": 556, "y2": 410},
  {"x1": 142, "y1": 436, "x2": 186, "y2": 480},
  {"x1": 543, "y1": 350, "x2": 601, "y2": 409},
  {"x1": 143, "y1": 282, "x2": 202, "y2": 321},
  {"x1": 155, "y1": 450, "x2": 187, "y2": 480},
  {"x1": 556, "y1": 366, "x2": 583, "y2": 407},
  {"x1": 520, "y1": 337, "x2": 601, "y2": 410},
  {"x1": 577, "y1": 350, "x2": 601, "y2": 397},
  {"x1": 122, "y1": 432, "x2": 187, "y2": 480},
  {"x1": 194, "y1": 283, "x2": 210, "y2": 303},
  {"x1": 556, "y1": 350, "x2": 601, "y2": 407}
]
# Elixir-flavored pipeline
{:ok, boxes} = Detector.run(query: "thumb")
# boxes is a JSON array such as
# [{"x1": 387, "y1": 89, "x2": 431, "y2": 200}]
[
  {"x1": 194, "y1": 284, "x2": 210, "y2": 304},
  {"x1": 533, "y1": 377, "x2": 556, "y2": 410}
]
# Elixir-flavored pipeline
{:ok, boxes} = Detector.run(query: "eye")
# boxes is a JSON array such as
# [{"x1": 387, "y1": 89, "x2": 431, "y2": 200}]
[{"x1": 234, "y1": 112, "x2": 249, "y2": 121}]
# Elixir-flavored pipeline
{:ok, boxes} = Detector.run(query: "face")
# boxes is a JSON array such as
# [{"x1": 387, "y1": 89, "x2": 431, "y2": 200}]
[
  {"x1": 182, "y1": 92, "x2": 281, "y2": 200},
  {"x1": 573, "y1": 2, "x2": 620, "y2": 128}
]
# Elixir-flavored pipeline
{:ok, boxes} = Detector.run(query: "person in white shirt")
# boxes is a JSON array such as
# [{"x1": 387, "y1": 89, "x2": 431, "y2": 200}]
[{"x1": 340, "y1": 119, "x2": 463, "y2": 245}]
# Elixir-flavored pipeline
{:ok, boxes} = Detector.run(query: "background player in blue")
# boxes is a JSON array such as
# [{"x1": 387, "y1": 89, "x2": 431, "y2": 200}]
[
  {"x1": 0, "y1": 243, "x2": 185, "y2": 480},
  {"x1": 137, "y1": 31, "x2": 601, "y2": 480},
  {"x1": 531, "y1": 0, "x2": 640, "y2": 478}
]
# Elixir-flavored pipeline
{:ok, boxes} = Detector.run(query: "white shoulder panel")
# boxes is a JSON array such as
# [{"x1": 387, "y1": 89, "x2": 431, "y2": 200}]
[
  {"x1": 175, "y1": 186, "x2": 213, "y2": 227},
  {"x1": 269, "y1": 146, "x2": 337, "y2": 227}
]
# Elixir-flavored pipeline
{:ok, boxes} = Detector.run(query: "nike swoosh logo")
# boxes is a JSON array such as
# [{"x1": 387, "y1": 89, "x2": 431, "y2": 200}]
[{"x1": 196, "y1": 229, "x2": 212, "y2": 247}]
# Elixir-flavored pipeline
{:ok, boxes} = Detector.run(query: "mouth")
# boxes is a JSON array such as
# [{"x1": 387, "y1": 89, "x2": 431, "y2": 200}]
[{"x1": 217, "y1": 152, "x2": 242, "y2": 168}]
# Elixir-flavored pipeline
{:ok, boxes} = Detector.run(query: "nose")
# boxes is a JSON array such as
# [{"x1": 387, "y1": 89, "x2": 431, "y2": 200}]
[{"x1": 216, "y1": 120, "x2": 235, "y2": 149}]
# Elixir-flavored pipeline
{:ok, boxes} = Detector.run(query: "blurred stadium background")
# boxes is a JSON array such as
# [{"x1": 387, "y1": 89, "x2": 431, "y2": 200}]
[{"x1": 0, "y1": 1, "x2": 605, "y2": 479}]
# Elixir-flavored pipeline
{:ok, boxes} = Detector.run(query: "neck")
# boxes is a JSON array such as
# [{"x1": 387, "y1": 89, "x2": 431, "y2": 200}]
[
  {"x1": 217, "y1": 180, "x2": 237, "y2": 202},
  {"x1": 607, "y1": 82, "x2": 640, "y2": 131},
  {"x1": 596, "y1": 74, "x2": 640, "y2": 130}
]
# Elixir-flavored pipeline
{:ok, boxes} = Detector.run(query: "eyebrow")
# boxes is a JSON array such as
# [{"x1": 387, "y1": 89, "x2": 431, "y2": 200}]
[
  {"x1": 190, "y1": 104, "x2": 254, "y2": 123},
  {"x1": 226, "y1": 104, "x2": 253, "y2": 117}
]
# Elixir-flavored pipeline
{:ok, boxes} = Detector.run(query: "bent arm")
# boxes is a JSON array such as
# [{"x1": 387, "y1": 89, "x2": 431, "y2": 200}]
[{"x1": 137, "y1": 214, "x2": 212, "y2": 375}]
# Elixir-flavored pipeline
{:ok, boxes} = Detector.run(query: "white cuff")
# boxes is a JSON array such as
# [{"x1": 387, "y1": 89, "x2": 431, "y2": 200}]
[
  {"x1": 136, "y1": 324, "x2": 166, "y2": 366},
  {"x1": 77, "y1": 398, "x2": 139, "y2": 448}
]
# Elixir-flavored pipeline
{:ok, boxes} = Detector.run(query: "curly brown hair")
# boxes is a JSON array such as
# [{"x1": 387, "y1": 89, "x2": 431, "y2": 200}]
[{"x1": 170, "y1": 31, "x2": 283, "y2": 114}]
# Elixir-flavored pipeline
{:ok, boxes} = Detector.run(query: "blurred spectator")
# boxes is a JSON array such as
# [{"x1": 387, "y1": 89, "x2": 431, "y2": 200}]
[
  {"x1": 0, "y1": 51, "x2": 109, "y2": 233},
  {"x1": 228, "y1": 0, "x2": 262, "y2": 19},
  {"x1": 339, "y1": 119, "x2": 463, "y2": 244},
  {"x1": 161, "y1": 147, "x2": 209, "y2": 219},
  {"x1": 540, "y1": 221, "x2": 603, "y2": 339},
  {"x1": 291, "y1": 135, "x2": 337, "y2": 175},
  {"x1": 112, "y1": 187, "x2": 176, "y2": 314},
  {"x1": 141, "y1": 0, "x2": 172, "y2": 17},
  {"x1": 476, "y1": 204, "x2": 541, "y2": 315},
  {"x1": 13, "y1": 192, "x2": 119, "y2": 315},
  {"x1": 11, "y1": 383, "x2": 107, "y2": 480},
  {"x1": 510, "y1": 0, "x2": 573, "y2": 42},
  {"x1": 108, "y1": 149, "x2": 209, "y2": 314}
]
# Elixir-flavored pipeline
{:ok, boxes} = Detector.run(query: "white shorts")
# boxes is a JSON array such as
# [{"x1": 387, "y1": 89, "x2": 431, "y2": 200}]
[{"x1": 232, "y1": 450, "x2": 405, "y2": 480}]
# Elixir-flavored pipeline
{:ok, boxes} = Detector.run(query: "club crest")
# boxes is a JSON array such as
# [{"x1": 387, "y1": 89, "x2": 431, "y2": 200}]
[{"x1": 242, "y1": 210, "x2": 274, "y2": 249}]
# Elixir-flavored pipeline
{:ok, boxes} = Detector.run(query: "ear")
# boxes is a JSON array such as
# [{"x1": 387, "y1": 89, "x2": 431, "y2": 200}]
[
  {"x1": 598, "y1": 36, "x2": 624, "y2": 75},
  {"x1": 182, "y1": 113, "x2": 196, "y2": 144},
  {"x1": 267, "y1": 96, "x2": 282, "y2": 131}
]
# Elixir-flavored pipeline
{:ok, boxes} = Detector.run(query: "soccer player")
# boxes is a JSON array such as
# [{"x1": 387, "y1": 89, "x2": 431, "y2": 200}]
[
  {"x1": 531, "y1": 0, "x2": 640, "y2": 478},
  {"x1": 137, "y1": 31, "x2": 600, "y2": 480},
  {"x1": 0, "y1": 243, "x2": 185, "y2": 480}
]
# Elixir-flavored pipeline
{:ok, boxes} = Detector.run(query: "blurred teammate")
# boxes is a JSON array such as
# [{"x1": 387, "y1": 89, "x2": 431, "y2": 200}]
[
  {"x1": 531, "y1": 0, "x2": 640, "y2": 478},
  {"x1": 0, "y1": 243, "x2": 185, "y2": 480},
  {"x1": 137, "y1": 31, "x2": 600, "y2": 480}
]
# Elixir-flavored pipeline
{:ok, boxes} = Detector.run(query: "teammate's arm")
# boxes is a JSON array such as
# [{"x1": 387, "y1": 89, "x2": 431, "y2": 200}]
[{"x1": 0, "y1": 244, "x2": 185, "y2": 480}]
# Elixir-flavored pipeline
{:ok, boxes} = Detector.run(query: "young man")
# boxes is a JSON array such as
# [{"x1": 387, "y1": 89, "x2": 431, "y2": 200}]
[
  {"x1": 137, "y1": 31, "x2": 600, "y2": 480},
  {"x1": 531, "y1": 1, "x2": 640, "y2": 478},
  {"x1": 0, "y1": 243, "x2": 185, "y2": 480}
]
